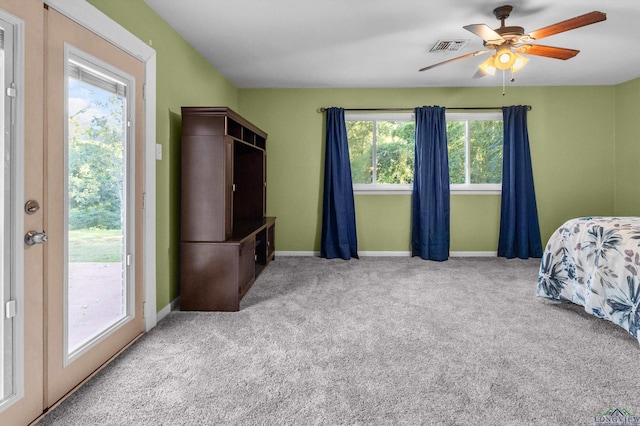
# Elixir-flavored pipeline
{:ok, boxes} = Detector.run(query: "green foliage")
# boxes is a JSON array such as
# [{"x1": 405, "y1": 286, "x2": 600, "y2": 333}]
[
  {"x1": 469, "y1": 120, "x2": 503, "y2": 184},
  {"x1": 347, "y1": 117, "x2": 502, "y2": 186},
  {"x1": 446, "y1": 121, "x2": 466, "y2": 184},
  {"x1": 346, "y1": 121, "x2": 373, "y2": 183},
  {"x1": 347, "y1": 120, "x2": 414, "y2": 184},
  {"x1": 68, "y1": 90, "x2": 125, "y2": 230},
  {"x1": 375, "y1": 121, "x2": 414, "y2": 184}
]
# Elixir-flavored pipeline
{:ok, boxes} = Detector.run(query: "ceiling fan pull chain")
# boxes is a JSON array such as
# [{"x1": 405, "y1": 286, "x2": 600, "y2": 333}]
[{"x1": 502, "y1": 70, "x2": 506, "y2": 96}]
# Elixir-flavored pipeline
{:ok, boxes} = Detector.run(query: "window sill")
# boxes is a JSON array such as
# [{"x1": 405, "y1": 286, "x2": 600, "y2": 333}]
[{"x1": 352, "y1": 184, "x2": 501, "y2": 195}]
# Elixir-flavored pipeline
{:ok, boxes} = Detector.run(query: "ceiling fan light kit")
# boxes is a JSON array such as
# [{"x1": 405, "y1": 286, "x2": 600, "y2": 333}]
[
  {"x1": 419, "y1": 5, "x2": 607, "y2": 82},
  {"x1": 495, "y1": 45, "x2": 515, "y2": 70}
]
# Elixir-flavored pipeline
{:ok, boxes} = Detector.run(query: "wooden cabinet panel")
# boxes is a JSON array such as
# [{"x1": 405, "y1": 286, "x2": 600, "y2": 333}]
[
  {"x1": 180, "y1": 243, "x2": 240, "y2": 311},
  {"x1": 180, "y1": 134, "x2": 231, "y2": 242}
]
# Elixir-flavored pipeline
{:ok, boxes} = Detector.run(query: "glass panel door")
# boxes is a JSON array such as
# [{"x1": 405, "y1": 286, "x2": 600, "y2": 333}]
[
  {"x1": 65, "y1": 52, "x2": 132, "y2": 359},
  {"x1": 46, "y1": 8, "x2": 144, "y2": 406}
]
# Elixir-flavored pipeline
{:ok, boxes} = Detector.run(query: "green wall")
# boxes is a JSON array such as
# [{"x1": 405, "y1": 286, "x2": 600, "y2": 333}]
[
  {"x1": 239, "y1": 86, "x2": 616, "y2": 253},
  {"x1": 87, "y1": 0, "x2": 239, "y2": 310},
  {"x1": 614, "y1": 78, "x2": 640, "y2": 215},
  {"x1": 87, "y1": 1, "x2": 638, "y2": 313}
]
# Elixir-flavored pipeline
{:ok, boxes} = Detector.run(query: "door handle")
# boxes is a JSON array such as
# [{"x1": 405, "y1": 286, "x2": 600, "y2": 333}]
[{"x1": 25, "y1": 230, "x2": 48, "y2": 246}]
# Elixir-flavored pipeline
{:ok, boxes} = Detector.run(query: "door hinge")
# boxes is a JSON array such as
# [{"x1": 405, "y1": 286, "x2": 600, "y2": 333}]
[
  {"x1": 127, "y1": 120, "x2": 131, "y2": 128},
  {"x1": 6, "y1": 83, "x2": 16, "y2": 98},
  {"x1": 232, "y1": 184, "x2": 237, "y2": 192},
  {"x1": 126, "y1": 254, "x2": 132, "y2": 266},
  {"x1": 142, "y1": 192, "x2": 146, "y2": 210},
  {"x1": 5, "y1": 300, "x2": 16, "y2": 319}
]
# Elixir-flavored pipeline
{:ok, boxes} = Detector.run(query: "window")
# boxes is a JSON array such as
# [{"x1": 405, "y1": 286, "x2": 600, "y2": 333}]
[
  {"x1": 447, "y1": 112, "x2": 503, "y2": 192},
  {"x1": 346, "y1": 113, "x2": 415, "y2": 192},
  {"x1": 346, "y1": 112, "x2": 503, "y2": 194}
]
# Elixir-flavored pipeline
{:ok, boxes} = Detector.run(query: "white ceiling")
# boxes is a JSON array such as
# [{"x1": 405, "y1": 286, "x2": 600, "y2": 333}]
[{"x1": 144, "y1": 0, "x2": 640, "y2": 89}]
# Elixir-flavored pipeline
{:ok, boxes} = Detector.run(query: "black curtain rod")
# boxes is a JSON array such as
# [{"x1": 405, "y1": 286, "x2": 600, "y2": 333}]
[{"x1": 317, "y1": 105, "x2": 531, "y2": 112}]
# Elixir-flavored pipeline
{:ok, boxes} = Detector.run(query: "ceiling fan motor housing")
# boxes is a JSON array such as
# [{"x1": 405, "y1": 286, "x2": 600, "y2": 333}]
[{"x1": 493, "y1": 5, "x2": 513, "y2": 21}]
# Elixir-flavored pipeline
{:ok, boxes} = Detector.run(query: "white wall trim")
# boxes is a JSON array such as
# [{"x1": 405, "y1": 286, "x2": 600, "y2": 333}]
[
  {"x1": 156, "y1": 297, "x2": 180, "y2": 323},
  {"x1": 276, "y1": 251, "x2": 320, "y2": 257},
  {"x1": 360, "y1": 251, "x2": 411, "y2": 257},
  {"x1": 451, "y1": 251, "x2": 497, "y2": 257},
  {"x1": 276, "y1": 251, "x2": 498, "y2": 257},
  {"x1": 46, "y1": 0, "x2": 158, "y2": 331}
]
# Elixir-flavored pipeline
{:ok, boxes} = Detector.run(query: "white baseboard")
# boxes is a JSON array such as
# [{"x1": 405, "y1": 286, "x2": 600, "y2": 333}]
[
  {"x1": 451, "y1": 251, "x2": 497, "y2": 257},
  {"x1": 276, "y1": 250, "x2": 497, "y2": 257},
  {"x1": 156, "y1": 296, "x2": 180, "y2": 323},
  {"x1": 276, "y1": 251, "x2": 320, "y2": 256},
  {"x1": 359, "y1": 251, "x2": 411, "y2": 257}
]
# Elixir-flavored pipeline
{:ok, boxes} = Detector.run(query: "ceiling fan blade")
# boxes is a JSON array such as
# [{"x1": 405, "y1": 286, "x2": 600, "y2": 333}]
[
  {"x1": 419, "y1": 50, "x2": 490, "y2": 72},
  {"x1": 517, "y1": 44, "x2": 580, "y2": 60},
  {"x1": 472, "y1": 68, "x2": 488, "y2": 79},
  {"x1": 527, "y1": 11, "x2": 606, "y2": 41},
  {"x1": 463, "y1": 24, "x2": 504, "y2": 43}
]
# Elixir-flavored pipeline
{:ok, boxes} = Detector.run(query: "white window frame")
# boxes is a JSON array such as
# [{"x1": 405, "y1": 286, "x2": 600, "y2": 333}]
[
  {"x1": 346, "y1": 111, "x2": 503, "y2": 195},
  {"x1": 63, "y1": 46, "x2": 136, "y2": 365},
  {"x1": 346, "y1": 112, "x2": 414, "y2": 194}
]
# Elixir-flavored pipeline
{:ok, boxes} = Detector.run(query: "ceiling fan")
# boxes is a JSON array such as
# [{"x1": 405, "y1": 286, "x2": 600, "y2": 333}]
[{"x1": 419, "y1": 5, "x2": 606, "y2": 78}]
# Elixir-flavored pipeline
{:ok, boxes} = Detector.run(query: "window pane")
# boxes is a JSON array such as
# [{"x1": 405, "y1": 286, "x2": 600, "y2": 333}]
[
  {"x1": 67, "y1": 72, "x2": 128, "y2": 355},
  {"x1": 346, "y1": 120, "x2": 373, "y2": 184},
  {"x1": 375, "y1": 121, "x2": 414, "y2": 184},
  {"x1": 469, "y1": 120, "x2": 503, "y2": 184},
  {"x1": 447, "y1": 121, "x2": 465, "y2": 184}
]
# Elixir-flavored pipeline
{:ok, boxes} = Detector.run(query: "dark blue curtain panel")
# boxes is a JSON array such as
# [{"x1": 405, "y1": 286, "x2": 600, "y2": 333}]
[
  {"x1": 498, "y1": 105, "x2": 543, "y2": 259},
  {"x1": 320, "y1": 107, "x2": 359, "y2": 260},
  {"x1": 411, "y1": 106, "x2": 450, "y2": 261}
]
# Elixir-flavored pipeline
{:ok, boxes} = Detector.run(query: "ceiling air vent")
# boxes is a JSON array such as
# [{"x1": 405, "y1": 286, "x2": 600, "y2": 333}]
[{"x1": 429, "y1": 40, "x2": 468, "y2": 53}]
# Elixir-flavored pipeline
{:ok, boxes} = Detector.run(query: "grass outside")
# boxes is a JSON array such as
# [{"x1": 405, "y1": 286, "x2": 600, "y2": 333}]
[{"x1": 68, "y1": 228, "x2": 123, "y2": 262}]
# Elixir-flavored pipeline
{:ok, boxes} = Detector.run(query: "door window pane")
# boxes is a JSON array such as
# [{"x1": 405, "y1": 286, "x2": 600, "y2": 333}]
[{"x1": 66, "y1": 55, "x2": 129, "y2": 356}]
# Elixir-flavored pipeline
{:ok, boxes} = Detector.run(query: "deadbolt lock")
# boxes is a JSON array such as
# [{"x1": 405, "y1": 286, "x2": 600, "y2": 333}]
[{"x1": 25, "y1": 200, "x2": 40, "y2": 215}]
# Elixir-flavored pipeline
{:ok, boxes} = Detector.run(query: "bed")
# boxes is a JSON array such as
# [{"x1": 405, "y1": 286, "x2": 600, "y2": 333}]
[{"x1": 536, "y1": 216, "x2": 640, "y2": 344}]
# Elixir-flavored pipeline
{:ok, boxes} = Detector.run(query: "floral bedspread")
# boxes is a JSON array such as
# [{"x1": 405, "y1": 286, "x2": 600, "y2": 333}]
[{"x1": 537, "y1": 217, "x2": 640, "y2": 344}]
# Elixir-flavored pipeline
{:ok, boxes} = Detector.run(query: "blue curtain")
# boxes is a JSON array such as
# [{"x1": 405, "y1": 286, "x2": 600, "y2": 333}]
[
  {"x1": 321, "y1": 107, "x2": 359, "y2": 259},
  {"x1": 498, "y1": 105, "x2": 543, "y2": 259},
  {"x1": 411, "y1": 106, "x2": 450, "y2": 261}
]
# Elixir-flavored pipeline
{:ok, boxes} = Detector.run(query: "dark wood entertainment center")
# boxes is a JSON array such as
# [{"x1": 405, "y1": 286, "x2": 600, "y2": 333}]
[{"x1": 179, "y1": 107, "x2": 275, "y2": 311}]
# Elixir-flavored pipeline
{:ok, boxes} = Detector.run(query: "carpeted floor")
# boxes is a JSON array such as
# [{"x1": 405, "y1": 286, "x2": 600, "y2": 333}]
[{"x1": 39, "y1": 257, "x2": 639, "y2": 425}]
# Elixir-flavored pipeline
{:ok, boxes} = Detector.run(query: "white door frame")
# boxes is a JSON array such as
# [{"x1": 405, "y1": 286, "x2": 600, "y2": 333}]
[{"x1": 45, "y1": 0, "x2": 157, "y2": 331}]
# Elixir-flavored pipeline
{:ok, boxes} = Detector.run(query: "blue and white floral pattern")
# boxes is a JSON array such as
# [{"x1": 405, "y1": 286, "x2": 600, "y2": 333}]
[{"x1": 537, "y1": 217, "x2": 640, "y2": 345}]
